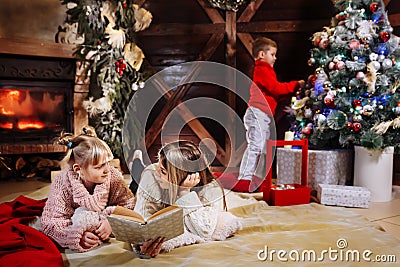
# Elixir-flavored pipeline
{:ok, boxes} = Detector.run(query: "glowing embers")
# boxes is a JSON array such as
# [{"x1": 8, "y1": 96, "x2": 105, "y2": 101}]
[{"x1": 0, "y1": 88, "x2": 64, "y2": 131}]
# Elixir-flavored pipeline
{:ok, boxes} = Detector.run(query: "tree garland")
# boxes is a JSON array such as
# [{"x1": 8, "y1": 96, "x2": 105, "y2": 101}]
[
  {"x1": 207, "y1": 0, "x2": 255, "y2": 12},
  {"x1": 58, "y1": 0, "x2": 152, "y2": 157}
]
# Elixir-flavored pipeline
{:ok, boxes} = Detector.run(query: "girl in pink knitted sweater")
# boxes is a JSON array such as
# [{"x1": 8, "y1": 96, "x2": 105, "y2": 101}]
[{"x1": 41, "y1": 127, "x2": 163, "y2": 256}]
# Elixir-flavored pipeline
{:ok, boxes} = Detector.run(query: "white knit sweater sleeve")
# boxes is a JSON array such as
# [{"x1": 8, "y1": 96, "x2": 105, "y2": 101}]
[
  {"x1": 175, "y1": 191, "x2": 218, "y2": 240},
  {"x1": 197, "y1": 180, "x2": 226, "y2": 211},
  {"x1": 133, "y1": 164, "x2": 165, "y2": 220}
]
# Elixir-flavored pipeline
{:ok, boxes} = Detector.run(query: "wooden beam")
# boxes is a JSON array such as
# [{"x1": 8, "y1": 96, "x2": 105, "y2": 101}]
[
  {"x1": 229, "y1": 141, "x2": 247, "y2": 167},
  {"x1": 197, "y1": 33, "x2": 224, "y2": 61},
  {"x1": 138, "y1": 23, "x2": 225, "y2": 36},
  {"x1": 225, "y1": 11, "x2": 237, "y2": 167},
  {"x1": 196, "y1": 0, "x2": 225, "y2": 23},
  {"x1": 237, "y1": 19, "x2": 331, "y2": 33},
  {"x1": 389, "y1": 13, "x2": 400, "y2": 27},
  {"x1": 145, "y1": 75, "x2": 227, "y2": 165},
  {"x1": 174, "y1": 104, "x2": 227, "y2": 165},
  {"x1": 0, "y1": 38, "x2": 75, "y2": 58},
  {"x1": 237, "y1": 33, "x2": 254, "y2": 58},
  {"x1": 225, "y1": 12, "x2": 237, "y2": 68},
  {"x1": 145, "y1": 64, "x2": 202, "y2": 149},
  {"x1": 237, "y1": 0, "x2": 265, "y2": 23},
  {"x1": 134, "y1": 0, "x2": 147, "y2": 8},
  {"x1": 145, "y1": 34, "x2": 225, "y2": 164},
  {"x1": 384, "y1": 0, "x2": 392, "y2": 7},
  {"x1": 144, "y1": 32, "x2": 223, "y2": 150}
]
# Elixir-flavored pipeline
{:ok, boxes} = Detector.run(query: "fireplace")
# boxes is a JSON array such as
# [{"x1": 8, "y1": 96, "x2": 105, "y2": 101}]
[
  {"x1": 0, "y1": 39, "x2": 89, "y2": 180},
  {"x1": 0, "y1": 50, "x2": 87, "y2": 154}
]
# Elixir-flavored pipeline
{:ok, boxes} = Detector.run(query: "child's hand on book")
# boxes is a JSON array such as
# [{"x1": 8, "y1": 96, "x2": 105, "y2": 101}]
[
  {"x1": 179, "y1": 172, "x2": 201, "y2": 197},
  {"x1": 138, "y1": 237, "x2": 165, "y2": 258},
  {"x1": 95, "y1": 218, "x2": 112, "y2": 240}
]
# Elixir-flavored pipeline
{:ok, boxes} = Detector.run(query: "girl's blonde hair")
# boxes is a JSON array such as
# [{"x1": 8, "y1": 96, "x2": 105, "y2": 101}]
[
  {"x1": 158, "y1": 140, "x2": 225, "y2": 207},
  {"x1": 55, "y1": 126, "x2": 113, "y2": 168}
]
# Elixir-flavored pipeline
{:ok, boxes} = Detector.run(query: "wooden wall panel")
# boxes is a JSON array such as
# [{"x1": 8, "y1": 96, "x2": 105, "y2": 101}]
[{"x1": 136, "y1": 0, "x2": 400, "y2": 167}]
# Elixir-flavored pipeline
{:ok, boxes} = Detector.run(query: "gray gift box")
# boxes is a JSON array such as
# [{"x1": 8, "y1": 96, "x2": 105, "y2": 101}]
[{"x1": 317, "y1": 184, "x2": 371, "y2": 208}]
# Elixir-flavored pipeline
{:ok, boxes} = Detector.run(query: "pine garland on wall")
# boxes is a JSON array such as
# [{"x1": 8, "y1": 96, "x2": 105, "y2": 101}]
[
  {"x1": 207, "y1": 0, "x2": 255, "y2": 12},
  {"x1": 57, "y1": 0, "x2": 152, "y2": 158}
]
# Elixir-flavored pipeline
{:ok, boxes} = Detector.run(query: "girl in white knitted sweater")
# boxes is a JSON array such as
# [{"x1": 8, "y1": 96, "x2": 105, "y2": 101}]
[{"x1": 133, "y1": 141, "x2": 242, "y2": 252}]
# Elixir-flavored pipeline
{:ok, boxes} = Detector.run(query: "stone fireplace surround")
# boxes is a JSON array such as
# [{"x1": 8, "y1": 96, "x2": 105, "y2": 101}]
[{"x1": 0, "y1": 38, "x2": 89, "y2": 155}]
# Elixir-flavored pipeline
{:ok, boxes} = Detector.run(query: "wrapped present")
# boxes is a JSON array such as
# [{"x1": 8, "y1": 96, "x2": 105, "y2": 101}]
[
  {"x1": 317, "y1": 184, "x2": 371, "y2": 208},
  {"x1": 263, "y1": 139, "x2": 311, "y2": 206},
  {"x1": 276, "y1": 148, "x2": 353, "y2": 193}
]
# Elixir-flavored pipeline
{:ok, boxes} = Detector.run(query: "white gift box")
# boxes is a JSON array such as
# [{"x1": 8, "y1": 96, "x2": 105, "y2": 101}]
[
  {"x1": 317, "y1": 184, "x2": 371, "y2": 208},
  {"x1": 277, "y1": 148, "x2": 353, "y2": 192}
]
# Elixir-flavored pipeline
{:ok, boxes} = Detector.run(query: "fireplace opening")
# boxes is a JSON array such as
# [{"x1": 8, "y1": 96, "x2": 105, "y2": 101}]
[
  {"x1": 0, "y1": 54, "x2": 76, "y2": 154},
  {"x1": 0, "y1": 80, "x2": 73, "y2": 144}
]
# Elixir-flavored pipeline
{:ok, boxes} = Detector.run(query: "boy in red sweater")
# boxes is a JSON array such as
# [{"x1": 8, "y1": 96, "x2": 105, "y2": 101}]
[{"x1": 236, "y1": 37, "x2": 304, "y2": 192}]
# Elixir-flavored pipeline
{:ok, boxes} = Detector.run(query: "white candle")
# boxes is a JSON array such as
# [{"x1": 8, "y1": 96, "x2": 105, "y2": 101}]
[{"x1": 284, "y1": 131, "x2": 294, "y2": 149}]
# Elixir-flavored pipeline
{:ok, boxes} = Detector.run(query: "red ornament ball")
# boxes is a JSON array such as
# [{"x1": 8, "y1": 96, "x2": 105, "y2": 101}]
[
  {"x1": 345, "y1": 121, "x2": 353, "y2": 128},
  {"x1": 353, "y1": 122, "x2": 362, "y2": 132},
  {"x1": 370, "y1": 2, "x2": 379, "y2": 13},
  {"x1": 335, "y1": 11, "x2": 348, "y2": 21},
  {"x1": 349, "y1": 39, "x2": 360, "y2": 50},
  {"x1": 302, "y1": 126, "x2": 312, "y2": 135},
  {"x1": 379, "y1": 31, "x2": 391, "y2": 43},
  {"x1": 122, "y1": 2, "x2": 127, "y2": 8},
  {"x1": 352, "y1": 99, "x2": 362, "y2": 108},
  {"x1": 308, "y1": 74, "x2": 317, "y2": 86},
  {"x1": 324, "y1": 95, "x2": 335, "y2": 108}
]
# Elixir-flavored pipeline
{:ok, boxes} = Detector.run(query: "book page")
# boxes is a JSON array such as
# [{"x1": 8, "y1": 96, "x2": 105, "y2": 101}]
[
  {"x1": 112, "y1": 206, "x2": 145, "y2": 224},
  {"x1": 148, "y1": 205, "x2": 179, "y2": 221}
]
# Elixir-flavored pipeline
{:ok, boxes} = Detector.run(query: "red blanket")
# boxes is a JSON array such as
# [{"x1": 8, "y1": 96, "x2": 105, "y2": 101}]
[{"x1": 0, "y1": 195, "x2": 63, "y2": 267}]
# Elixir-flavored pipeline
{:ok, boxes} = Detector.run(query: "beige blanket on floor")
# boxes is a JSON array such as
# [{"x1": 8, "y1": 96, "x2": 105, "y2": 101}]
[{"x1": 5, "y1": 185, "x2": 400, "y2": 266}]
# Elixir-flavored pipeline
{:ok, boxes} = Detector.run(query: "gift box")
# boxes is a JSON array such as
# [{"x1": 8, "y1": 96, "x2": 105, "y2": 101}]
[
  {"x1": 276, "y1": 148, "x2": 353, "y2": 193},
  {"x1": 317, "y1": 184, "x2": 371, "y2": 208},
  {"x1": 263, "y1": 139, "x2": 311, "y2": 206},
  {"x1": 269, "y1": 184, "x2": 311, "y2": 206}
]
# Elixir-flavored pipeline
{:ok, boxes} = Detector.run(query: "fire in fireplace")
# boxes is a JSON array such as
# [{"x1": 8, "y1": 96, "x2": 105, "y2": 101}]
[
  {"x1": 0, "y1": 80, "x2": 73, "y2": 143},
  {"x1": 0, "y1": 54, "x2": 76, "y2": 153}
]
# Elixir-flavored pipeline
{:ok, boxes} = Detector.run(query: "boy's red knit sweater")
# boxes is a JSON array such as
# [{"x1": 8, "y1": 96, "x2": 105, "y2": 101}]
[{"x1": 248, "y1": 60, "x2": 300, "y2": 116}]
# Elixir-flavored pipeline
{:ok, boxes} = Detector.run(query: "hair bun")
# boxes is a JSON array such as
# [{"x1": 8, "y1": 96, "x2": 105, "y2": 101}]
[
  {"x1": 54, "y1": 132, "x2": 74, "y2": 147},
  {"x1": 81, "y1": 126, "x2": 97, "y2": 137}
]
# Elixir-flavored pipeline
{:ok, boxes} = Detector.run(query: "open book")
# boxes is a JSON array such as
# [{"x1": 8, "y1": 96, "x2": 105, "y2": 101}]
[{"x1": 107, "y1": 205, "x2": 184, "y2": 244}]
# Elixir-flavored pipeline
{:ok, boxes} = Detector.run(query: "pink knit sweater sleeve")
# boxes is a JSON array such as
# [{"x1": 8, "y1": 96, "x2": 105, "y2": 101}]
[
  {"x1": 104, "y1": 167, "x2": 136, "y2": 214},
  {"x1": 41, "y1": 168, "x2": 90, "y2": 252}
]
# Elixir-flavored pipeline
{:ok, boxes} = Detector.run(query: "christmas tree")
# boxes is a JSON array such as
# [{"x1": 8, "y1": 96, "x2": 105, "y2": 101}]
[{"x1": 290, "y1": 0, "x2": 400, "y2": 152}]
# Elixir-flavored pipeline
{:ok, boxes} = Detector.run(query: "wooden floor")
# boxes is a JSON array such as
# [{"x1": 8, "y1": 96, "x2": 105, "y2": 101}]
[{"x1": 1, "y1": 178, "x2": 400, "y2": 241}]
